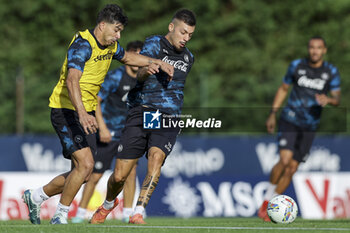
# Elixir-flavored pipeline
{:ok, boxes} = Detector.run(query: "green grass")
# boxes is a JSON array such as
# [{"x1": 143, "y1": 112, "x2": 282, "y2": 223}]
[{"x1": 1, "y1": 218, "x2": 349, "y2": 233}]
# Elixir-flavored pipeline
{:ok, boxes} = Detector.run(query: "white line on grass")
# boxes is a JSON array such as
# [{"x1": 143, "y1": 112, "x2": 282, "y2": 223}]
[
  {"x1": 88, "y1": 225, "x2": 350, "y2": 231},
  {"x1": 8, "y1": 225, "x2": 350, "y2": 231}
]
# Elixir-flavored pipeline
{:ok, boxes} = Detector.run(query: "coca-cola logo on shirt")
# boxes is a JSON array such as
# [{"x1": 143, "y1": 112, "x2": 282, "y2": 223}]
[
  {"x1": 162, "y1": 56, "x2": 188, "y2": 72},
  {"x1": 297, "y1": 76, "x2": 326, "y2": 90}
]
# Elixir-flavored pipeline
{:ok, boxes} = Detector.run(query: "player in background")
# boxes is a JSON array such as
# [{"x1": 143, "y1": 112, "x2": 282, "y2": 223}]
[
  {"x1": 89, "y1": 9, "x2": 196, "y2": 225},
  {"x1": 71, "y1": 41, "x2": 144, "y2": 223},
  {"x1": 258, "y1": 36, "x2": 341, "y2": 221},
  {"x1": 22, "y1": 4, "x2": 173, "y2": 225}
]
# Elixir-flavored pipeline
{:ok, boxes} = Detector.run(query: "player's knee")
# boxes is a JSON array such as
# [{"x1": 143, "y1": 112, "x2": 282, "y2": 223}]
[
  {"x1": 112, "y1": 172, "x2": 127, "y2": 185},
  {"x1": 84, "y1": 159, "x2": 95, "y2": 172},
  {"x1": 284, "y1": 166, "x2": 295, "y2": 177},
  {"x1": 279, "y1": 157, "x2": 291, "y2": 167},
  {"x1": 289, "y1": 163, "x2": 299, "y2": 175},
  {"x1": 148, "y1": 152, "x2": 165, "y2": 167}
]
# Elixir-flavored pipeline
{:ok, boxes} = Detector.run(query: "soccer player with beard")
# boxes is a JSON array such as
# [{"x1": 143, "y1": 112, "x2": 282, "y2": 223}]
[
  {"x1": 22, "y1": 4, "x2": 173, "y2": 225},
  {"x1": 90, "y1": 9, "x2": 196, "y2": 224},
  {"x1": 258, "y1": 36, "x2": 341, "y2": 221}
]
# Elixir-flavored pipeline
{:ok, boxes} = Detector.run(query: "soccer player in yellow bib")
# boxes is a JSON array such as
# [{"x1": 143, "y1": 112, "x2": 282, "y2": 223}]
[{"x1": 22, "y1": 4, "x2": 173, "y2": 225}]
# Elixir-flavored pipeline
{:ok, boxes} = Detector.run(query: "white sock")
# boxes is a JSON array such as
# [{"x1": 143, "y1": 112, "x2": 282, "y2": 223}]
[
  {"x1": 133, "y1": 206, "x2": 145, "y2": 217},
  {"x1": 103, "y1": 199, "x2": 115, "y2": 210},
  {"x1": 264, "y1": 183, "x2": 277, "y2": 201},
  {"x1": 32, "y1": 187, "x2": 49, "y2": 205},
  {"x1": 75, "y1": 207, "x2": 87, "y2": 219},
  {"x1": 55, "y1": 202, "x2": 70, "y2": 219},
  {"x1": 123, "y1": 208, "x2": 133, "y2": 219}
]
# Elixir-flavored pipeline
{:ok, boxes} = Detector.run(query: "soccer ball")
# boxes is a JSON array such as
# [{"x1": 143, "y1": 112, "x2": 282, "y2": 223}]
[{"x1": 267, "y1": 195, "x2": 298, "y2": 224}]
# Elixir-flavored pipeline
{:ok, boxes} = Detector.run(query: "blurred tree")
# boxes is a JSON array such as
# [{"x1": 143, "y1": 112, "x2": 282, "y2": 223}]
[{"x1": 0, "y1": 0, "x2": 349, "y2": 134}]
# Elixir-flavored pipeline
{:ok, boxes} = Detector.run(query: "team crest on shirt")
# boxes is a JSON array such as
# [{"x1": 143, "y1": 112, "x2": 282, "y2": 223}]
[
  {"x1": 184, "y1": 54, "x2": 189, "y2": 63},
  {"x1": 298, "y1": 69, "x2": 306, "y2": 75},
  {"x1": 321, "y1": 73, "x2": 329, "y2": 80}
]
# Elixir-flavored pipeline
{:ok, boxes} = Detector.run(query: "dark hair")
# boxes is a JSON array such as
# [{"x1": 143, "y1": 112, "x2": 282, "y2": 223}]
[
  {"x1": 173, "y1": 9, "x2": 196, "y2": 26},
  {"x1": 97, "y1": 4, "x2": 128, "y2": 26},
  {"x1": 309, "y1": 36, "x2": 327, "y2": 47},
  {"x1": 126, "y1": 40, "x2": 144, "y2": 52}
]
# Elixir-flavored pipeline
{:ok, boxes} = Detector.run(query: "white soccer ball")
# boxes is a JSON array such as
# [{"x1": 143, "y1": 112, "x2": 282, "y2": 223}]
[{"x1": 267, "y1": 195, "x2": 298, "y2": 224}]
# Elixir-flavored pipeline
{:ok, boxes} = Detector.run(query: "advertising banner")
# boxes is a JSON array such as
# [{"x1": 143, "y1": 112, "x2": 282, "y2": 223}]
[{"x1": 0, "y1": 135, "x2": 348, "y2": 219}]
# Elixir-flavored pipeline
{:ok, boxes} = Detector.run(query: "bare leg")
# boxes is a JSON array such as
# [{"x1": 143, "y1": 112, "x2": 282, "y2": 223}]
[
  {"x1": 136, "y1": 147, "x2": 164, "y2": 208},
  {"x1": 59, "y1": 147, "x2": 95, "y2": 206},
  {"x1": 275, "y1": 159, "x2": 299, "y2": 194},
  {"x1": 43, "y1": 172, "x2": 70, "y2": 197},
  {"x1": 79, "y1": 173, "x2": 104, "y2": 208},
  {"x1": 123, "y1": 163, "x2": 137, "y2": 208},
  {"x1": 106, "y1": 159, "x2": 138, "y2": 201},
  {"x1": 269, "y1": 149, "x2": 294, "y2": 185}
]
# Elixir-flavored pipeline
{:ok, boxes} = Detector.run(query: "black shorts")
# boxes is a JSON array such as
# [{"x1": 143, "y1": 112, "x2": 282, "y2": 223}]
[
  {"x1": 117, "y1": 106, "x2": 180, "y2": 160},
  {"x1": 51, "y1": 108, "x2": 97, "y2": 159},
  {"x1": 277, "y1": 118, "x2": 316, "y2": 162},
  {"x1": 93, "y1": 140, "x2": 119, "y2": 173}
]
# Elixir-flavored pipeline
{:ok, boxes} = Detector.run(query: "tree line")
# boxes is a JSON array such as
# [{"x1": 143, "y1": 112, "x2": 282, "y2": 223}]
[{"x1": 0, "y1": 0, "x2": 349, "y2": 134}]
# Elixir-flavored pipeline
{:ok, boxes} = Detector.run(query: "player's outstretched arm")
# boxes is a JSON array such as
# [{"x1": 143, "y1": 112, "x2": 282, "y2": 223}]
[
  {"x1": 120, "y1": 51, "x2": 174, "y2": 78},
  {"x1": 136, "y1": 63, "x2": 162, "y2": 82}
]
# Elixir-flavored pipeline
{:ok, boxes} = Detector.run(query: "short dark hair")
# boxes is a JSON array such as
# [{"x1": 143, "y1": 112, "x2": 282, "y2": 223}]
[
  {"x1": 126, "y1": 40, "x2": 144, "y2": 52},
  {"x1": 97, "y1": 4, "x2": 128, "y2": 26},
  {"x1": 309, "y1": 36, "x2": 327, "y2": 47},
  {"x1": 173, "y1": 9, "x2": 196, "y2": 26}
]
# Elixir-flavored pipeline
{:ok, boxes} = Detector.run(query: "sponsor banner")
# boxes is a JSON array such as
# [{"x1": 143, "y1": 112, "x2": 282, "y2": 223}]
[
  {"x1": 0, "y1": 135, "x2": 348, "y2": 174},
  {"x1": 147, "y1": 175, "x2": 296, "y2": 217},
  {"x1": 0, "y1": 172, "x2": 141, "y2": 220},
  {"x1": 293, "y1": 172, "x2": 350, "y2": 219},
  {"x1": 0, "y1": 135, "x2": 349, "y2": 219},
  {"x1": 0, "y1": 172, "x2": 286, "y2": 219},
  {"x1": 1, "y1": 171, "x2": 349, "y2": 219}
]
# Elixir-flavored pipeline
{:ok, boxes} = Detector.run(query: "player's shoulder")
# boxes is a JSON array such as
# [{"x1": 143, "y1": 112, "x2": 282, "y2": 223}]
[
  {"x1": 71, "y1": 32, "x2": 91, "y2": 49},
  {"x1": 290, "y1": 58, "x2": 304, "y2": 67},
  {"x1": 323, "y1": 61, "x2": 339, "y2": 74},
  {"x1": 145, "y1": 35, "x2": 162, "y2": 44}
]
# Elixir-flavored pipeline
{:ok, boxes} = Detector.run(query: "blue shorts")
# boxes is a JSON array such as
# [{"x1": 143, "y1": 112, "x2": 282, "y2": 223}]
[
  {"x1": 93, "y1": 140, "x2": 119, "y2": 173},
  {"x1": 51, "y1": 108, "x2": 97, "y2": 159},
  {"x1": 117, "y1": 106, "x2": 180, "y2": 160},
  {"x1": 277, "y1": 118, "x2": 316, "y2": 162}
]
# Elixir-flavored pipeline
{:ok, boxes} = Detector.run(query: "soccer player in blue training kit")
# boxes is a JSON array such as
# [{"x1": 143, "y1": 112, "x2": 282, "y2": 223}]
[
  {"x1": 258, "y1": 36, "x2": 341, "y2": 222},
  {"x1": 22, "y1": 4, "x2": 173, "y2": 225},
  {"x1": 71, "y1": 41, "x2": 144, "y2": 223},
  {"x1": 90, "y1": 9, "x2": 196, "y2": 224}
]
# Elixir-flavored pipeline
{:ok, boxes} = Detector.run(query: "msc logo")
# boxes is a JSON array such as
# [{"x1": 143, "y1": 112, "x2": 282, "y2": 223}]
[{"x1": 143, "y1": 110, "x2": 162, "y2": 129}]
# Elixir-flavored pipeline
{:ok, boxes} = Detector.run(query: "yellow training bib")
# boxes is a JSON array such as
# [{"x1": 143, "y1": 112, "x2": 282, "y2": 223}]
[{"x1": 49, "y1": 29, "x2": 119, "y2": 112}]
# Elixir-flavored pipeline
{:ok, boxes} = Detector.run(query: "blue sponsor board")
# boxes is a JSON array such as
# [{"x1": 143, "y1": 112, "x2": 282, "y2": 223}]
[{"x1": 0, "y1": 135, "x2": 348, "y2": 217}]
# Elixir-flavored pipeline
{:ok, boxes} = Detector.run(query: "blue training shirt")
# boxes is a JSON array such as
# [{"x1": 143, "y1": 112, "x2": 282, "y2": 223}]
[
  {"x1": 98, "y1": 66, "x2": 137, "y2": 140},
  {"x1": 127, "y1": 35, "x2": 194, "y2": 115},
  {"x1": 280, "y1": 58, "x2": 341, "y2": 130}
]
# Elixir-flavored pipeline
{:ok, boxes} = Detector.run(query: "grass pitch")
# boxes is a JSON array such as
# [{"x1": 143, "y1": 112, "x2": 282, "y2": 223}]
[{"x1": 1, "y1": 217, "x2": 349, "y2": 233}]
